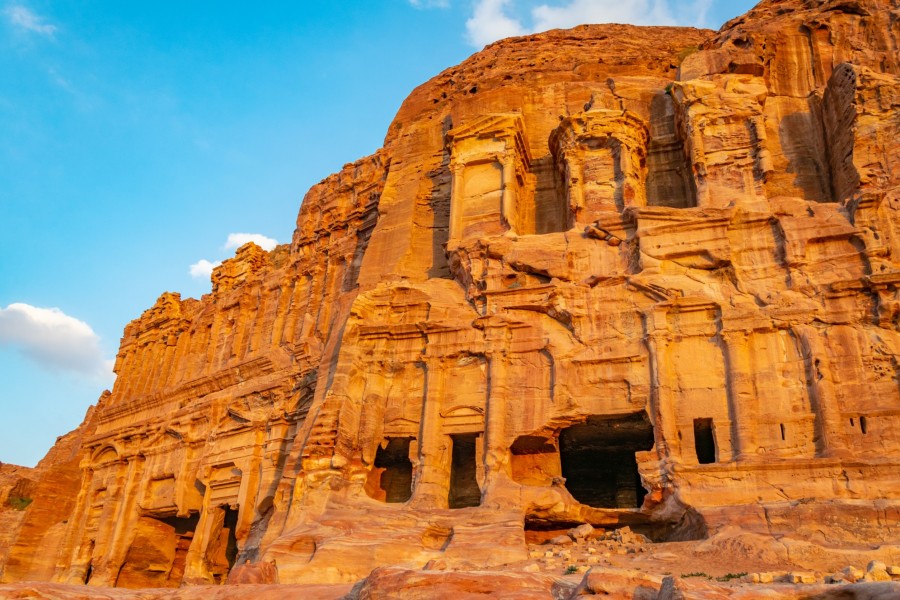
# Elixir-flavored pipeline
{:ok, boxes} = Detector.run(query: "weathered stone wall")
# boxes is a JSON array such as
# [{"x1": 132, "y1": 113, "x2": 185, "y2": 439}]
[{"x1": 3, "y1": 0, "x2": 900, "y2": 588}]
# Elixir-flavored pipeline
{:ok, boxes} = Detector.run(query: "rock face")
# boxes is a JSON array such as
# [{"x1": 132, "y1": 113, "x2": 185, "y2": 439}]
[
  {"x1": 2, "y1": 0, "x2": 900, "y2": 589},
  {"x1": 0, "y1": 463, "x2": 37, "y2": 570},
  {"x1": 1, "y1": 406, "x2": 99, "y2": 584}
]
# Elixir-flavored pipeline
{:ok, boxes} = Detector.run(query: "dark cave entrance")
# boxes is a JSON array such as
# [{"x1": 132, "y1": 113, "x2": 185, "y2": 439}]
[
  {"x1": 448, "y1": 433, "x2": 481, "y2": 508},
  {"x1": 366, "y1": 437, "x2": 414, "y2": 503},
  {"x1": 559, "y1": 413, "x2": 654, "y2": 509}
]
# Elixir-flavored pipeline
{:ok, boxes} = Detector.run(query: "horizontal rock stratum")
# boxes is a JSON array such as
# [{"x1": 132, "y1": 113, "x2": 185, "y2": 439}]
[{"x1": 2, "y1": 0, "x2": 900, "y2": 595}]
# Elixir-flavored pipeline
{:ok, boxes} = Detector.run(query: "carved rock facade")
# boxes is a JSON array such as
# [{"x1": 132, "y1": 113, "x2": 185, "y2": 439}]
[{"x1": 2, "y1": 0, "x2": 899, "y2": 588}]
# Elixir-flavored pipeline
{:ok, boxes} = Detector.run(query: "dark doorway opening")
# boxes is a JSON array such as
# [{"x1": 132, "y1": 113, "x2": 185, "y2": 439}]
[
  {"x1": 366, "y1": 437, "x2": 414, "y2": 503},
  {"x1": 693, "y1": 418, "x2": 716, "y2": 464},
  {"x1": 559, "y1": 413, "x2": 654, "y2": 509},
  {"x1": 223, "y1": 507, "x2": 239, "y2": 570},
  {"x1": 449, "y1": 433, "x2": 481, "y2": 508}
]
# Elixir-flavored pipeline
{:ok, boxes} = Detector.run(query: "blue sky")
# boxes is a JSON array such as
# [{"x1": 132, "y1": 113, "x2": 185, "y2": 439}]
[{"x1": 0, "y1": 0, "x2": 757, "y2": 467}]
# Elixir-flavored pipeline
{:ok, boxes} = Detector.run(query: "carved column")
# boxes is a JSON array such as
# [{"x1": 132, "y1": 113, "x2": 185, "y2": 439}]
[
  {"x1": 158, "y1": 330, "x2": 180, "y2": 389},
  {"x1": 91, "y1": 455, "x2": 145, "y2": 586},
  {"x1": 795, "y1": 325, "x2": 848, "y2": 457},
  {"x1": 55, "y1": 466, "x2": 96, "y2": 583},
  {"x1": 500, "y1": 158, "x2": 517, "y2": 233},
  {"x1": 183, "y1": 486, "x2": 219, "y2": 585},
  {"x1": 721, "y1": 330, "x2": 759, "y2": 459},
  {"x1": 237, "y1": 427, "x2": 266, "y2": 541},
  {"x1": 448, "y1": 162, "x2": 464, "y2": 243},
  {"x1": 248, "y1": 286, "x2": 272, "y2": 355},
  {"x1": 645, "y1": 308, "x2": 681, "y2": 460},
  {"x1": 563, "y1": 154, "x2": 585, "y2": 219},
  {"x1": 481, "y1": 351, "x2": 509, "y2": 506},
  {"x1": 410, "y1": 357, "x2": 450, "y2": 508}
]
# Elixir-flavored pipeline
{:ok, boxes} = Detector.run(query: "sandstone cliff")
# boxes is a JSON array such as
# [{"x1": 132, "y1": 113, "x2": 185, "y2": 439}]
[{"x1": 2, "y1": 0, "x2": 899, "y2": 591}]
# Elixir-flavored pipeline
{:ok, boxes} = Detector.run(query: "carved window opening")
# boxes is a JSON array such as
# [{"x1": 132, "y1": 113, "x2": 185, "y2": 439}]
[
  {"x1": 860, "y1": 416, "x2": 868, "y2": 434},
  {"x1": 365, "y1": 437, "x2": 414, "y2": 503},
  {"x1": 645, "y1": 92, "x2": 697, "y2": 208},
  {"x1": 559, "y1": 413, "x2": 654, "y2": 509},
  {"x1": 510, "y1": 435, "x2": 560, "y2": 486},
  {"x1": 780, "y1": 423, "x2": 786, "y2": 441},
  {"x1": 449, "y1": 433, "x2": 481, "y2": 508},
  {"x1": 693, "y1": 418, "x2": 716, "y2": 464},
  {"x1": 532, "y1": 154, "x2": 569, "y2": 234},
  {"x1": 550, "y1": 109, "x2": 652, "y2": 220},
  {"x1": 447, "y1": 114, "x2": 535, "y2": 241}
]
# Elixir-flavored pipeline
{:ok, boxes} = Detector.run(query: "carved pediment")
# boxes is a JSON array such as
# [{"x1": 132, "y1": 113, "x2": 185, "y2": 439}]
[{"x1": 440, "y1": 405, "x2": 485, "y2": 419}]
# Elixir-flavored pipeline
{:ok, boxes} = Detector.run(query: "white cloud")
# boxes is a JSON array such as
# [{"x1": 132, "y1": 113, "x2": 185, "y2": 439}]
[
  {"x1": 466, "y1": 0, "x2": 527, "y2": 47},
  {"x1": 224, "y1": 232, "x2": 278, "y2": 252},
  {"x1": 4, "y1": 4, "x2": 57, "y2": 37},
  {"x1": 189, "y1": 259, "x2": 222, "y2": 279},
  {"x1": 0, "y1": 303, "x2": 113, "y2": 380}
]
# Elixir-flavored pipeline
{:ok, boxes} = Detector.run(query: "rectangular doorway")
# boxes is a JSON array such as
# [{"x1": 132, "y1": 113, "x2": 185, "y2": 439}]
[
  {"x1": 693, "y1": 418, "x2": 716, "y2": 464},
  {"x1": 448, "y1": 433, "x2": 481, "y2": 508}
]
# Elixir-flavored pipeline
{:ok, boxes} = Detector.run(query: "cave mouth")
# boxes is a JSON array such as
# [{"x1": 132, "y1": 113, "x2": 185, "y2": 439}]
[
  {"x1": 559, "y1": 413, "x2": 654, "y2": 509},
  {"x1": 368, "y1": 437, "x2": 414, "y2": 503},
  {"x1": 115, "y1": 512, "x2": 200, "y2": 588}
]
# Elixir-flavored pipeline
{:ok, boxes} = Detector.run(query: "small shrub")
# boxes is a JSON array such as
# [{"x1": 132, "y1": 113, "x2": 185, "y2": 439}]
[
  {"x1": 565, "y1": 565, "x2": 579, "y2": 575},
  {"x1": 681, "y1": 572, "x2": 711, "y2": 579},
  {"x1": 6, "y1": 496, "x2": 33, "y2": 511},
  {"x1": 716, "y1": 572, "x2": 747, "y2": 582}
]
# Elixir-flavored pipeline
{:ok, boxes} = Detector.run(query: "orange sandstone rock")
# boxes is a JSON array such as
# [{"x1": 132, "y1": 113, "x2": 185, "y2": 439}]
[{"x1": 2, "y1": 0, "x2": 900, "y2": 592}]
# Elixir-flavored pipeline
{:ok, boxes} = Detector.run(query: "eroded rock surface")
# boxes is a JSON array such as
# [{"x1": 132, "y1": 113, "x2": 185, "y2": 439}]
[{"x1": 2, "y1": 0, "x2": 900, "y2": 593}]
